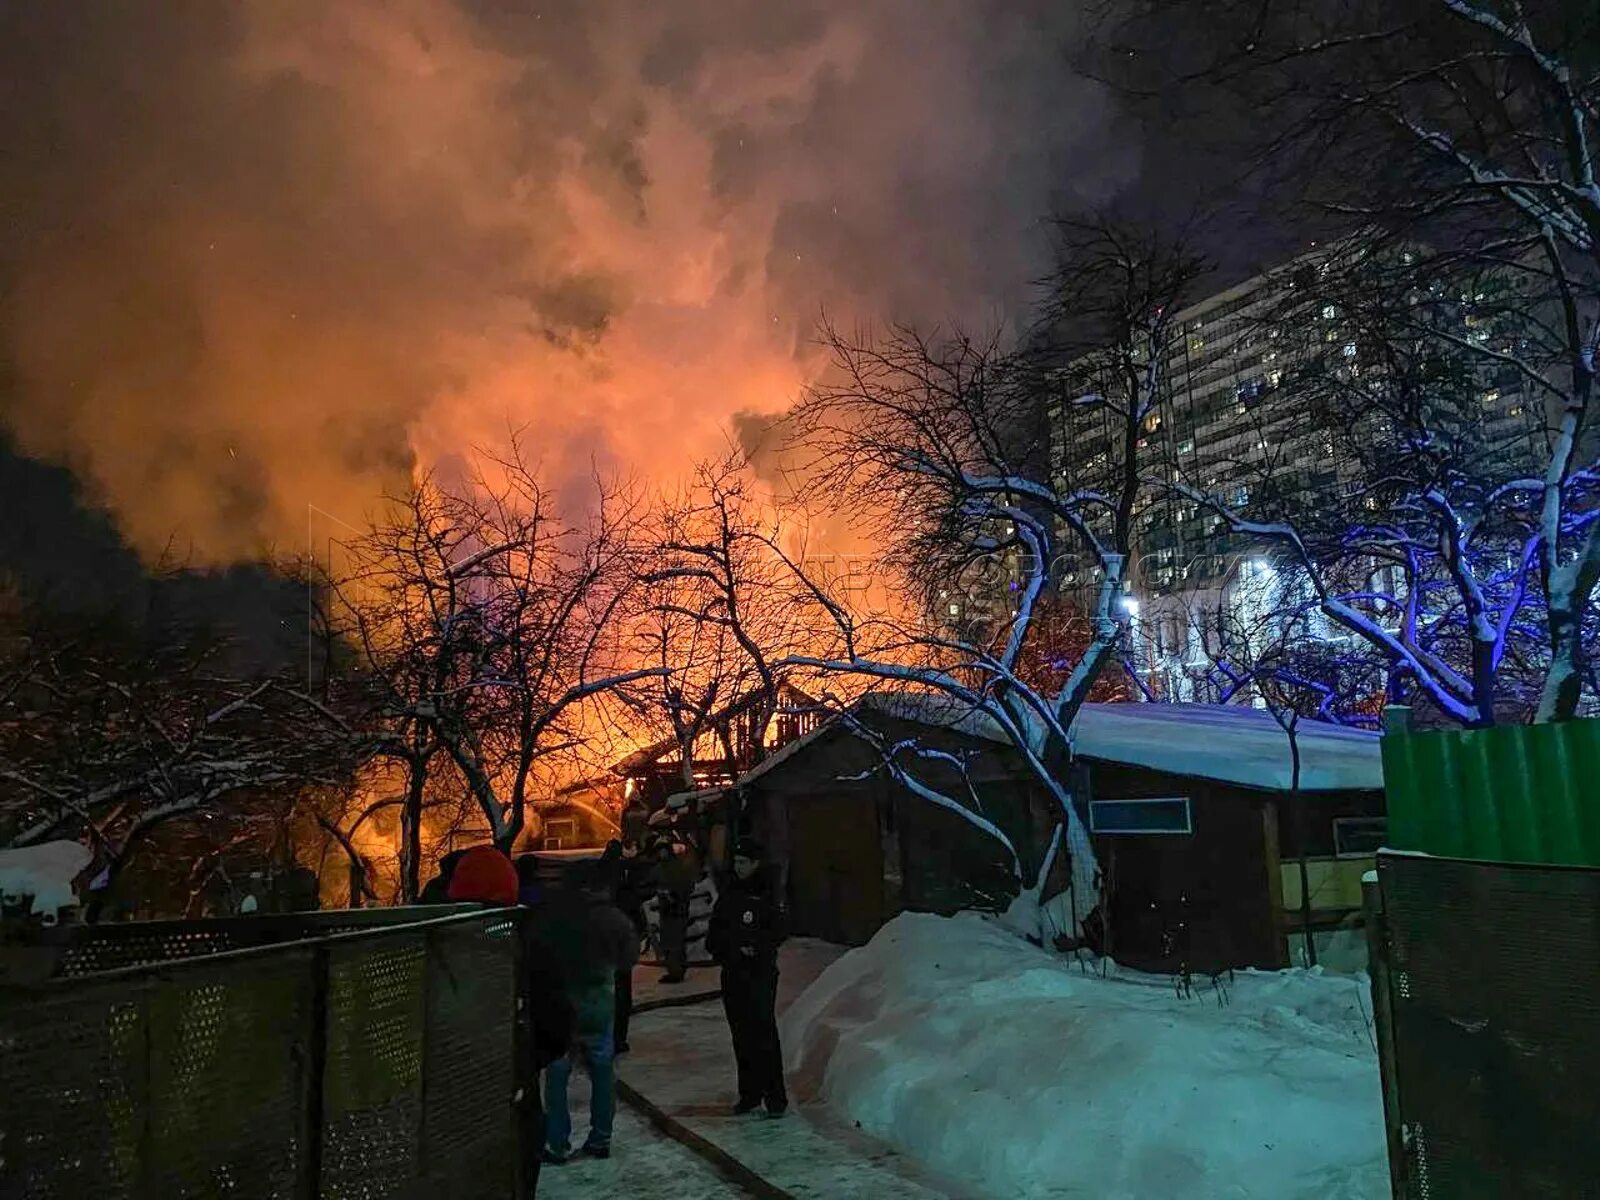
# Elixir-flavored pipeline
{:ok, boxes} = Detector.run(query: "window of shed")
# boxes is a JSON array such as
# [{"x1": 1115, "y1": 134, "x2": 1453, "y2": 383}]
[
  {"x1": 1089, "y1": 797, "x2": 1192, "y2": 835},
  {"x1": 1333, "y1": 816, "x2": 1387, "y2": 857}
]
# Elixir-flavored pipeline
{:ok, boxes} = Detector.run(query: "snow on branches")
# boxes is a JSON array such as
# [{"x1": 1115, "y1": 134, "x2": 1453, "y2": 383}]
[{"x1": 772, "y1": 218, "x2": 1210, "y2": 936}]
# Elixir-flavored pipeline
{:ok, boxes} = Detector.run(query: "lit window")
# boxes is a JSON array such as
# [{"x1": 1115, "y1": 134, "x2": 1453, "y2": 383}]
[{"x1": 1321, "y1": 304, "x2": 1337, "y2": 320}]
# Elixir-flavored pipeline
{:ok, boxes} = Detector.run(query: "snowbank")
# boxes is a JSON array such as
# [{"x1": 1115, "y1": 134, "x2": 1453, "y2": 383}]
[
  {"x1": 782, "y1": 913, "x2": 1387, "y2": 1200},
  {"x1": 0, "y1": 839, "x2": 92, "y2": 916}
]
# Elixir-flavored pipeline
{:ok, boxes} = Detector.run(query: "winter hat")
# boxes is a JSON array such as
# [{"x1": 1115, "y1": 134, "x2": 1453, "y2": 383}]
[
  {"x1": 446, "y1": 845, "x2": 519, "y2": 906},
  {"x1": 732, "y1": 837, "x2": 766, "y2": 862}
]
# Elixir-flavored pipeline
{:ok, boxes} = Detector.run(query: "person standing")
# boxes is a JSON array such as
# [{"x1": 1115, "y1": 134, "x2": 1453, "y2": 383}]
[
  {"x1": 515, "y1": 852, "x2": 547, "y2": 908},
  {"x1": 438, "y1": 844, "x2": 566, "y2": 1192},
  {"x1": 706, "y1": 838, "x2": 788, "y2": 1117},
  {"x1": 443, "y1": 844, "x2": 519, "y2": 906},
  {"x1": 534, "y1": 863, "x2": 640, "y2": 1163},
  {"x1": 419, "y1": 847, "x2": 469, "y2": 904},
  {"x1": 609, "y1": 840, "x2": 654, "y2": 1052},
  {"x1": 654, "y1": 835, "x2": 698, "y2": 984}
]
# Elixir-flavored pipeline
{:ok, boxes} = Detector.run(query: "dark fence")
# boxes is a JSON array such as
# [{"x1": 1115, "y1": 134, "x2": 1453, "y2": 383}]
[
  {"x1": 1366, "y1": 851, "x2": 1600, "y2": 1199},
  {"x1": 0, "y1": 907, "x2": 535, "y2": 1200}
]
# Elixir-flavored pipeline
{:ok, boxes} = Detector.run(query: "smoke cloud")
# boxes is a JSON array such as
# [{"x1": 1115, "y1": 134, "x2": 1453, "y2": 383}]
[{"x1": 0, "y1": 0, "x2": 1134, "y2": 562}]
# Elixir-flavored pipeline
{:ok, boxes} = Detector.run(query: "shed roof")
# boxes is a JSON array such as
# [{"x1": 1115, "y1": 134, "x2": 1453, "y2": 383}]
[
  {"x1": 733, "y1": 691, "x2": 1383, "y2": 795},
  {"x1": 1070, "y1": 703, "x2": 1383, "y2": 793}
]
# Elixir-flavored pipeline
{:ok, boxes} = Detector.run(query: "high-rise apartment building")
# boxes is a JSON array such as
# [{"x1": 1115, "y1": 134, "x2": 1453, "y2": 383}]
[{"x1": 1046, "y1": 248, "x2": 1549, "y2": 702}]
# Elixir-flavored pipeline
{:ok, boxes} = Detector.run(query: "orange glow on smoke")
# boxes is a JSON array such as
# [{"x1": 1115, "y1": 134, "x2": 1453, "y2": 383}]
[{"x1": 0, "y1": 1, "x2": 1123, "y2": 564}]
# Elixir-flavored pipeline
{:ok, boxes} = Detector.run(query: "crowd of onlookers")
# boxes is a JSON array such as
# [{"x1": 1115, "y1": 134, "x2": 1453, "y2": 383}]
[{"x1": 422, "y1": 828, "x2": 790, "y2": 1188}]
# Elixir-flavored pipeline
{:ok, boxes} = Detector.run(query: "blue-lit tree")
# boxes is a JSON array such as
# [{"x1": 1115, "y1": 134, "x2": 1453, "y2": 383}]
[
  {"x1": 1173, "y1": 245, "x2": 1597, "y2": 726},
  {"x1": 1103, "y1": 0, "x2": 1600, "y2": 723}
]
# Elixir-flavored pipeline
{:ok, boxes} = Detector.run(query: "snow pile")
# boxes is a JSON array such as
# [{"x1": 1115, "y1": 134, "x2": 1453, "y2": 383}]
[
  {"x1": 782, "y1": 912, "x2": 1387, "y2": 1200},
  {"x1": 0, "y1": 839, "x2": 92, "y2": 916}
]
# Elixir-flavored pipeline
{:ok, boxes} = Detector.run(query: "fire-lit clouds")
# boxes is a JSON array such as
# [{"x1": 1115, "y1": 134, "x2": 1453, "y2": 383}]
[{"x1": 0, "y1": 1, "x2": 1135, "y2": 562}]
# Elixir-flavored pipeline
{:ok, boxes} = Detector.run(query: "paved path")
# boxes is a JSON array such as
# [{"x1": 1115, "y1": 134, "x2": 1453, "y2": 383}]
[
  {"x1": 631, "y1": 960, "x2": 721, "y2": 1009},
  {"x1": 617, "y1": 941, "x2": 972, "y2": 1200},
  {"x1": 536, "y1": 1100, "x2": 751, "y2": 1199}
]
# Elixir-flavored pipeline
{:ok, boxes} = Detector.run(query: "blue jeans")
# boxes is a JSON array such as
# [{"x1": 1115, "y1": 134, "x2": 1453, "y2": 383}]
[{"x1": 544, "y1": 1025, "x2": 616, "y2": 1153}]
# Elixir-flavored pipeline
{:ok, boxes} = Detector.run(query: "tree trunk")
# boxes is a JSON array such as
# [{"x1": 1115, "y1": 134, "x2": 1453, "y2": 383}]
[
  {"x1": 1537, "y1": 564, "x2": 1595, "y2": 723},
  {"x1": 347, "y1": 858, "x2": 366, "y2": 909},
  {"x1": 315, "y1": 813, "x2": 378, "y2": 908},
  {"x1": 1288, "y1": 722, "x2": 1316, "y2": 968},
  {"x1": 399, "y1": 757, "x2": 426, "y2": 904}
]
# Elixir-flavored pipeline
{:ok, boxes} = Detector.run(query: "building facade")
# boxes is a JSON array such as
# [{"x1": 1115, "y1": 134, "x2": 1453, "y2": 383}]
[{"x1": 1047, "y1": 247, "x2": 1550, "y2": 704}]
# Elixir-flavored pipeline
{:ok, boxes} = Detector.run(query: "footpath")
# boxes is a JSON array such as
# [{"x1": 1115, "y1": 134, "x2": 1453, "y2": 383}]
[{"x1": 611, "y1": 940, "x2": 972, "y2": 1200}]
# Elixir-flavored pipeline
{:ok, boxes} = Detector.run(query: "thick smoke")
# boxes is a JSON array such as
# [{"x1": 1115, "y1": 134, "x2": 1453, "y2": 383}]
[{"x1": 0, "y1": 0, "x2": 1134, "y2": 562}]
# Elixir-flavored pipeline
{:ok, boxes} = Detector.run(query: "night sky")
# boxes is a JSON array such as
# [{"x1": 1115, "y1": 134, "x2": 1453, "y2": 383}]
[{"x1": 0, "y1": 2, "x2": 1292, "y2": 632}]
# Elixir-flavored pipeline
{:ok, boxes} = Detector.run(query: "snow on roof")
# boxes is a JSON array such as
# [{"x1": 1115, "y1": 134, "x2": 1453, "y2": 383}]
[
  {"x1": 663, "y1": 786, "x2": 725, "y2": 810},
  {"x1": 857, "y1": 691, "x2": 1015, "y2": 742},
  {"x1": 734, "y1": 691, "x2": 1382, "y2": 794},
  {"x1": 1069, "y1": 702, "x2": 1382, "y2": 792},
  {"x1": 0, "y1": 839, "x2": 93, "y2": 915},
  {"x1": 735, "y1": 690, "x2": 1015, "y2": 789}
]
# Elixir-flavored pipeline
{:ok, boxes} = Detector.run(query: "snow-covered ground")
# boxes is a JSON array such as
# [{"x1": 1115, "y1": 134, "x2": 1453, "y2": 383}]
[
  {"x1": 616, "y1": 941, "x2": 970, "y2": 1199},
  {"x1": 782, "y1": 913, "x2": 1388, "y2": 1200},
  {"x1": 537, "y1": 1082, "x2": 749, "y2": 1199}
]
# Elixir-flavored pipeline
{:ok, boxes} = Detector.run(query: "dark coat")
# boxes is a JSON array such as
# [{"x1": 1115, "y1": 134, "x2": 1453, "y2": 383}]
[
  {"x1": 615, "y1": 856, "x2": 658, "y2": 931},
  {"x1": 531, "y1": 888, "x2": 641, "y2": 1035},
  {"x1": 706, "y1": 867, "x2": 786, "y2": 973},
  {"x1": 419, "y1": 849, "x2": 469, "y2": 904},
  {"x1": 526, "y1": 940, "x2": 576, "y2": 1069}
]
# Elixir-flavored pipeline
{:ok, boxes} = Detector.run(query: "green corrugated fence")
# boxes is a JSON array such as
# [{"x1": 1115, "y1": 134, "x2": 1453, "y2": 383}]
[{"x1": 1382, "y1": 717, "x2": 1600, "y2": 866}]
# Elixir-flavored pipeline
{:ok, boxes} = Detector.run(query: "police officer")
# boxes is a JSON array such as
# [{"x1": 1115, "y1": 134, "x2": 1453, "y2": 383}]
[{"x1": 706, "y1": 837, "x2": 788, "y2": 1117}]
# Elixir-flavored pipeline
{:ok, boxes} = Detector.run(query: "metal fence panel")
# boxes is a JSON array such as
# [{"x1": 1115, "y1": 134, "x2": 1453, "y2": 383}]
[
  {"x1": 0, "y1": 950, "x2": 313, "y2": 1200},
  {"x1": 0, "y1": 909, "x2": 526, "y2": 1200},
  {"x1": 319, "y1": 937, "x2": 427, "y2": 1199},
  {"x1": 142, "y1": 955, "x2": 312, "y2": 1198},
  {"x1": 1376, "y1": 852, "x2": 1600, "y2": 1198},
  {"x1": 420, "y1": 916, "x2": 520, "y2": 1196},
  {"x1": 1381, "y1": 720, "x2": 1600, "y2": 867},
  {"x1": 0, "y1": 979, "x2": 143, "y2": 1200},
  {"x1": 34, "y1": 906, "x2": 477, "y2": 980}
]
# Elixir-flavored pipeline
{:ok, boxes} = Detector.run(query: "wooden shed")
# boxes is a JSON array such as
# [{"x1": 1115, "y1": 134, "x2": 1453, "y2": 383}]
[
  {"x1": 731, "y1": 695, "x2": 1385, "y2": 973},
  {"x1": 732, "y1": 693, "x2": 1062, "y2": 946},
  {"x1": 1068, "y1": 703, "x2": 1385, "y2": 974}
]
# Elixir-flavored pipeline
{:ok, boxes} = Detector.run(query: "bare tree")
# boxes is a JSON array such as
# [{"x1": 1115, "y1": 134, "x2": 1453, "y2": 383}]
[
  {"x1": 633, "y1": 453, "x2": 821, "y2": 790},
  {"x1": 776, "y1": 218, "x2": 1210, "y2": 936},
  {"x1": 1164, "y1": 246, "x2": 1588, "y2": 725},
  {"x1": 326, "y1": 441, "x2": 663, "y2": 867},
  {"x1": 1102, "y1": 0, "x2": 1600, "y2": 720},
  {"x1": 0, "y1": 608, "x2": 363, "y2": 909}
]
